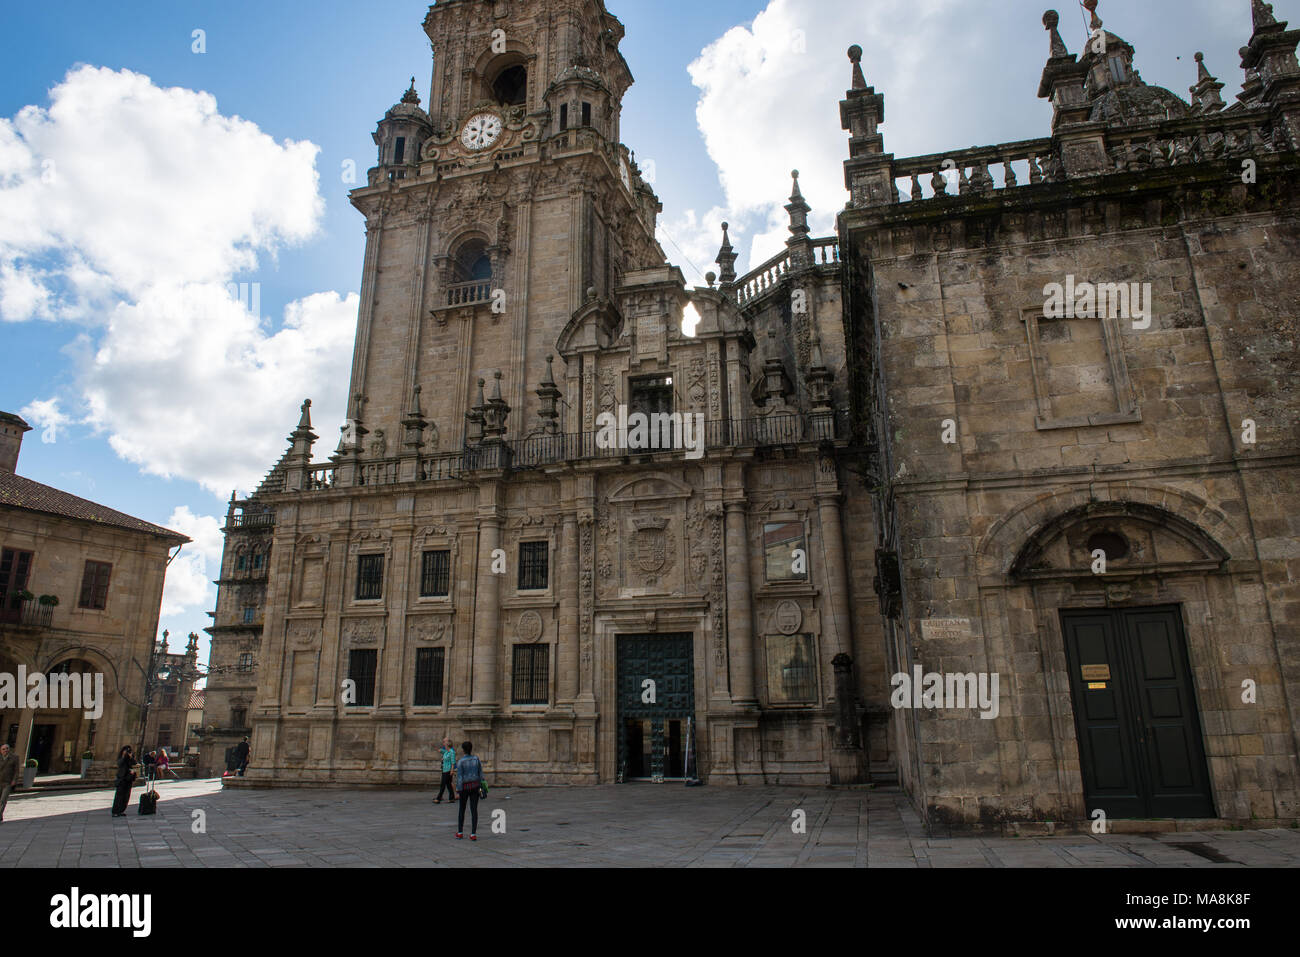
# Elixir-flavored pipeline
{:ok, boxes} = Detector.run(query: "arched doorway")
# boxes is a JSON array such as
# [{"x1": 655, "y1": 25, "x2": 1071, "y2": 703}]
[
  {"x1": 28, "y1": 658, "x2": 99, "y2": 774},
  {"x1": 1008, "y1": 501, "x2": 1227, "y2": 819}
]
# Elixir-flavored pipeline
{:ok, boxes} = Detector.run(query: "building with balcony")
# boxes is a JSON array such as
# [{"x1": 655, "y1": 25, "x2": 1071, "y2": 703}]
[
  {"x1": 210, "y1": 0, "x2": 1299, "y2": 827},
  {"x1": 210, "y1": 0, "x2": 882, "y2": 789},
  {"x1": 838, "y1": 0, "x2": 1300, "y2": 826},
  {"x1": 0, "y1": 412, "x2": 189, "y2": 778}
]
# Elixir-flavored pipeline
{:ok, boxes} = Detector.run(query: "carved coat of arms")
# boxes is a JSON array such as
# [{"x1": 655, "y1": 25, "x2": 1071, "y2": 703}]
[{"x1": 632, "y1": 517, "x2": 669, "y2": 573}]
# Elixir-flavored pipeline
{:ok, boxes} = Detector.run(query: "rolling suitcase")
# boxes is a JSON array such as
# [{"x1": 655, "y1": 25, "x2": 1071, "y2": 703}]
[{"x1": 138, "y1": 781, "x2": 159, "y2": 816}]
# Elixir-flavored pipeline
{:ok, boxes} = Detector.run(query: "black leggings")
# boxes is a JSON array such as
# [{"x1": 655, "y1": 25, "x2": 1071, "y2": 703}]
[
  {"x1": 437, "y1": 772, "x2": 456, "y2": 801},
  {"x1": 457, "y1": 784, "x2": 480, "y2": 834},
  {"x1": 111, "y1": 780, "x2": 132, "y2": 815}
]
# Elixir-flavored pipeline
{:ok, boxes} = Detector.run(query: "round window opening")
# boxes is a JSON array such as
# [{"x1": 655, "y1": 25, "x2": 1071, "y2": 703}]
[{"x1": 1086, "y1": 531, "x2": 1129, "y2": 561}]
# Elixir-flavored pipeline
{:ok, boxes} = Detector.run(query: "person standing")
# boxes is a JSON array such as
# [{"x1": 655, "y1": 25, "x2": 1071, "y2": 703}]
[
  {"x1": 233, "y1": 737, "x2": 250, "y2": 776},
  {"x1": 142, "y1": 749, "x2": 157, "y2": 782},
  {"x1": 454, "y1": 741, "x2": 485, "y2": 841},
  {"x1": 434, "y1": 737, "x2": 457, "y2": 804},
  {"x1": 111, "y1": 745, "x2": 136, "y2": 818},
  {"x1": 0, "y1": 743, "x2": 22, "y2": 823}
]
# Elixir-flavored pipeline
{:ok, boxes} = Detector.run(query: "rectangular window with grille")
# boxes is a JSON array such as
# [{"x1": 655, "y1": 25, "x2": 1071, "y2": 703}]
[
  {"x1": 518, "y1": 541, "x2": 548, "y2": 591},
  {"x1": 347, "y1": 649, "x2": 377, "y2": 706},
  {"x1": 413, "y1": 647, "x2": 446, "y2": 707},
  {"x1": 356, "y1": 554, "x2": 384, "y2": 600},
  {"x1": 420, "y1": 550, "x2": 451, "y2": 597},
  {"x1": 78, "y1": 560, "x2": 112, "y2": 610},
  {"x1": 511, "y1": 644, "x2": 549, "y2": 705},
  {"x1": 766, "y1": 634, "x2": 818, "y2": 704}
]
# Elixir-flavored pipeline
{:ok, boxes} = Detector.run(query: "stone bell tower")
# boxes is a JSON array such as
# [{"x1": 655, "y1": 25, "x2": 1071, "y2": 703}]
[{"x1": 343, "y1": 0, "x2": 665, "y2": 457}]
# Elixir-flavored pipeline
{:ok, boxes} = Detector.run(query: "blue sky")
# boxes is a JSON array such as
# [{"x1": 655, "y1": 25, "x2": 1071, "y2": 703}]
[{"x1": 0, "y1": 0, "x2": 1268, "y2": 670}]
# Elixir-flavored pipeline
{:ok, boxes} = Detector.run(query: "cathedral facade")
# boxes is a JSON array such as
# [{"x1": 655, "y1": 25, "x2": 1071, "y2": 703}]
[
  {"x1": 210, "y1": 0, "x2": 883, "y2": 789},
  {"x1": 210, "y1": 0, "x2": 1300, "y2": 828}
]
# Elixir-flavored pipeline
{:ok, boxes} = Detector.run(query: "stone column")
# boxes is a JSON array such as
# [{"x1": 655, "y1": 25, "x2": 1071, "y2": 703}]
[
  {"x1": 724, "y1": 499, "x2": 757, "y2": 708},
  {"x1": 817, "y1": 490, "x2": 854, "y2": 664},
  {"x1": 557, "y1": 511, "x2": 579, "y2": 706},
  {"x1": 471, "y1": 493, "x2": 503, "y2": 711}
]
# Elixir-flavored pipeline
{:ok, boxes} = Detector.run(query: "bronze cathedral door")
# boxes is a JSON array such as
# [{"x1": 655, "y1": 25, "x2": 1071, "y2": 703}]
[{"x1": 617, "y1": 634, "x2": 694, "y2": 782}]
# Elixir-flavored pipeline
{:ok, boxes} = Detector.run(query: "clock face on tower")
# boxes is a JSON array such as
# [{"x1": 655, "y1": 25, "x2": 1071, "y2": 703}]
[{"x1": 461, "y1": 112, "x2": 503, "y2": 151}]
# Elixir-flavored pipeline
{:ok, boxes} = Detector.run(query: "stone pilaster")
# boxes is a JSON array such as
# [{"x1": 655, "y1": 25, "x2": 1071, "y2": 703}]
[
  {"x1": 723, "y1": 498, "x2": 757, "y2": 709},
  {"x1": 471, "y1": 483, "x2": 503, "y2": 712},
  {"x1": 557, "y1": 510, "x2": 580, "y2": 706}
]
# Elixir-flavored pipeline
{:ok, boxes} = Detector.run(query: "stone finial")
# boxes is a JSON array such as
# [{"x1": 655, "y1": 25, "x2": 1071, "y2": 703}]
[
  {"x1": 1253, "y1": 0, "x2": 1279, "y2": 30},
  {"x1": 1044, "y1": 10, "x2": 1070, "y2": 58},
  {"x1": 401, "y1": 77, "x2": 420, "y2": 105},
  {"x1": 1190, "y1": 52, "x2": 1227, "y2": 112},
  {"x1": 536, "y1": 356, "x2": 562, "y2": 435},
  {"x1": 296, "y1": 398, "x2": 312, "y2": 431},
  {"x1": 785, "y1": 170, "x2": 811, "y2": 242},
  {"x1": 482, "y1": 371, "x2": 511, "y2": 439},
  {"x1": 1083, "y1": 0, "x2": 1102, "y2": 31},
  {"x1": 1196, "y1": 51, "x2": 1211, "y2": 82},
  {"x1": 706, "y1": 271, "x2": 717, "y2": 288},
  {"x1": 848, "y1": 45, "x2": 867, "y2": 90},
  {"x1": 715, "y1": 221, "x2": 738, "y2": 284}
]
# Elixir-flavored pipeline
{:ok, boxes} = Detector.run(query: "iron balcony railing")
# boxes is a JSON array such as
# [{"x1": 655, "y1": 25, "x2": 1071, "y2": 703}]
[
  {"x1": 227, "y1": 512, "x2": 276, "y2": 529},
  {"x1": 0, "y1": 598, "x2": 54, "y2": 629},
  {"x1": 301, "y1": 409, "x2": 851, "y2": 490}
]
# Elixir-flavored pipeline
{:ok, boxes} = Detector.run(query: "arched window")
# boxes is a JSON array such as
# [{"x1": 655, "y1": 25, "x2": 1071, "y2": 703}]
[
  {"x1": 453, "y1": 239, "x2": 492, "y2": 282},
  {"x1": 492, "y1": 65, "x2": 527, "y2": 106}
]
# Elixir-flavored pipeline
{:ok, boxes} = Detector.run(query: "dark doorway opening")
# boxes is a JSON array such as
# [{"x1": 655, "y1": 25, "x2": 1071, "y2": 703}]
[{"x1": 616, "y1": 634, "x2": 694, "y2": 782}]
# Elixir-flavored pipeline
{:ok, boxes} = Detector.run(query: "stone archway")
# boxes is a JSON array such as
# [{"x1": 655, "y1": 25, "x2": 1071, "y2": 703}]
[{"x1": 974, "y1": 491, "x2": 1269, "y2": 822}]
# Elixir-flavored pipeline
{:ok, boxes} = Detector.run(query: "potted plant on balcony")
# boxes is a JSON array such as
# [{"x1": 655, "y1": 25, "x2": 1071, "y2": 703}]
[
  {"x1": 22, "y1": 759, "x2": 37, "y2": 789},
  {"x1": 80, "y1": 750, "x2": 94, "y2": 778},
  {"x1": 38, "y1": 594, "x2": 59, "y2": 606},
  {"x1": 14, "y1": 589, "x2": 34, "y2": 604}
]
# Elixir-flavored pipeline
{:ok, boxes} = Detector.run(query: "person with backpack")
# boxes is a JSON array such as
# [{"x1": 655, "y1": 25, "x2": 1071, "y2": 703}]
[
  {"x1": 454, "y1": 741, "x2": 486, "y2": 841},
  {"x1": 434, "y1": 737, "x2": 457, "y2": 804}
]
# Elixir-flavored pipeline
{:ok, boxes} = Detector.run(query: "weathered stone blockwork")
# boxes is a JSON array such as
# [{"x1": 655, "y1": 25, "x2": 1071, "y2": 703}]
[{"x1": 840, "y1": 3, "x2": 1300, "y2": 827}]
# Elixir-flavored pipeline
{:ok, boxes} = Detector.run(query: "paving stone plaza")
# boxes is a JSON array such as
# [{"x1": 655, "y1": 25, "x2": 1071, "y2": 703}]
[{"x1": 3, "y1": 781, "x2": 1298, "y2": 868}]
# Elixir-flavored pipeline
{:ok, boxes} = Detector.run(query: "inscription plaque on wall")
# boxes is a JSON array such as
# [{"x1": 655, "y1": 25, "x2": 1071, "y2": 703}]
[
  {"x1": 920, "y1": 618, "x2": 971, "y2": 641},
  {"x1": 637, "y1": 314, "x2": 664, "y2": 356},
  {"x1": 1080, "y1": 664, "x2": 1111, "y2": 681}
]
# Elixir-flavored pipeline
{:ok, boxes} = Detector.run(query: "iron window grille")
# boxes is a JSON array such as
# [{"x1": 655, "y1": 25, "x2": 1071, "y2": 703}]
[
  {"x1": 518, "y1": 541, "x2": 549, "y2": 591},
  {"x1": 356, "y1": 554, "x2": 385, "y2": 600},
  {"x1": 413, "y1": 647, "x2": 446, "y2": 707},
  {"x1": 767, "y1": 634, "x2": 818, "y2": 704},
  {"x1": 347, "y1": 649, "x2": 378, "y2": 706},
  {"x1": 236, "y1": 653, "x2": 254, "y2": 673},
  {"x1": 511, "y1": 644, "x2": 549, "y2": 705},
  {"x1": 78, "y1": 559, "x2": 113, "y2": 610},
  {"x1": 420, "y1": 550, "x2": 451, "y2": 597}
]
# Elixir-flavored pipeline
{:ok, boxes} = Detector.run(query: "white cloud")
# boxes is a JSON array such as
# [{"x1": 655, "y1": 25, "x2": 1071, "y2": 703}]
[
  {"x1": 0, "y1": 65, "x2": 353, "y2": 498},
  {"x1": 19, "y1": 397, "x2": 71, "y2": 444},
  {"x1": 681, "y1": 0, "x2": 1043, "y2": 272},
  {"x1": 159, "y1": 506, "x2": 223, "y2": 619},
  {"x1": 83, "y1": 285, "x2": 357, "y2": 498},
  {"x1": 0, "y1": 66, "x2": 322, "y2": 311}
]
